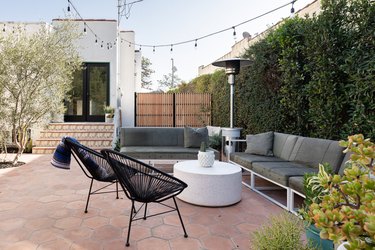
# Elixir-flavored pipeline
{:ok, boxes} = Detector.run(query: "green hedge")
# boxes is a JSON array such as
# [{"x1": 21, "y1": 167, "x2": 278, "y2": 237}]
[{"x1": 183, "y1": 0, "x2": 374, "y2": 140}]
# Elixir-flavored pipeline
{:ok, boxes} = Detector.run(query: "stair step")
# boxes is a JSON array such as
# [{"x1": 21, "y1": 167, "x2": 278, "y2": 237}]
[
  {"x1": 32, "y1": 146, "x2": 112, "y2": 154},
  {"x1": 35, "y1": 138, "x2": 112, "y2": 147},
  {"x1": 39, "y1": 131, "x2": 113, "y2": 139},
  {"x1": 33, "y1": 122, "x2": 115, "y2": 154}
]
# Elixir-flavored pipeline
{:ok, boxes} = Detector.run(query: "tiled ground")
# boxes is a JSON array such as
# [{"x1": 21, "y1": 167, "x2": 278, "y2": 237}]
[{"x1": 0, "y1": 154, "x2": 283, "y2": 250}]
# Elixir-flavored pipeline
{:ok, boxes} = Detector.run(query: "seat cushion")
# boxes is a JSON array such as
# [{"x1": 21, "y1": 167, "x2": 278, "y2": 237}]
[
  {"x1": 230, "y1": 152, "x2": 287, "y2": 171},
  {"x1": 121, "y1": 146, "x2": 219, "y2": 160},
  {"x1": 252, "y1": 161, "x2": 318, "y2": 186},
  {"x1": 245, "y1": 131, "x2": 274, "y2": 156},
  {"x1": 288, "y1": 176, "x2": 305, "y2": 195},
  {"x1": 273, "y1": 132, "x2": 299, "y2": 160}
]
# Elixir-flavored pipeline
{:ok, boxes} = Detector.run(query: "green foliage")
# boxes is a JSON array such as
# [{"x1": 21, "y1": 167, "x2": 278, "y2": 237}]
[
  {"x1": 209, "y1": 133, "x2": 221, "y2": 151},
  {"x1": 177, "y1": 0, "x2": 374, "y2": 140},
  {"x1": 0, "y1": 21, "x2": 82, "y2": 164},
  {"x1": 251, "y1": 211, "x2": 317, "y2": 250},
  {"x1": 141, "y1": 57, "x2": 154, "y2": 90},
  {"x1": 199, "y1": 141, "x2": 206, "y2": 152},
  {"x1": 308, "y1": 134, "x2": 375, "y2": 249}
]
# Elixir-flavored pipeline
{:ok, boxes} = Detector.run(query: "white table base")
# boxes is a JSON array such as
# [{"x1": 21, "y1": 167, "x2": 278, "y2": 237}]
[{"x1": 173, "y1": 160, "x2": 242, "y2": 207}]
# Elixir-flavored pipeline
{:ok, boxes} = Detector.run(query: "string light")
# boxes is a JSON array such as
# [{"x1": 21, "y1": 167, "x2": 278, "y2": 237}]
[
  {"x1": 101, "y1": 41, "x2": 104, "y2": 48},
  {"x1": 67, "y1": 0, "x2": 296, "y2": 53},
  {"x1": 83, "y1": 23, "x2": 87, "y2": 33},
  {"x1": 291, "y1": 0, "x2": 295, "y2": 13},
  {"x1": 153, "y1": 46, "x2": 155, "y2": 53},
  {"x1": 2, "y1": 24, "x2": 5, "y2": 32},
  {"x1": 67, "y1": 0, "x2": 71, "y2": 12}
]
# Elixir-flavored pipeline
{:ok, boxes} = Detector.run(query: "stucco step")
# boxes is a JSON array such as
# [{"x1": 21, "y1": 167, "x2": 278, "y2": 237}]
[
  {"x1": 39, "y1": 130, "x2": 114, "y2": 139},
  {"x1": 34, "y1": 138, "x2": 113, "y2": 148},
  {"x1": 32, "y1": 146, "x2": 111, "y2": 154},
  {"x1": 47, "y1": 123, "x2": 114, "y2": 131}
]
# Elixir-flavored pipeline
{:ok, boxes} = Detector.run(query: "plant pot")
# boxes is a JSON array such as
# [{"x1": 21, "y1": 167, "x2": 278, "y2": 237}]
[
  {"x1": 305, "y1": 224, "x2": 334, "y2": 250},
  {"x1": 105, "y1": 114, "x2": 114, "y2": 123},
  {"x1": 198, "y1": 151, "x2": 215, "y2": 167}
]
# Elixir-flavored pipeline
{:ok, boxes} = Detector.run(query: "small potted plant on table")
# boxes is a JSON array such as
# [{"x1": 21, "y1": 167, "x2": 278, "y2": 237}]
[{"x1": 198, "y1": 141, "x2": 215, "y2": 168}]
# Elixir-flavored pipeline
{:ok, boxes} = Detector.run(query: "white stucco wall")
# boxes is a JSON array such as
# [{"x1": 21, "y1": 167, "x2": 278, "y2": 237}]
[{"x1": 119, "y1": 31, "x2": 136, "y2": 127}]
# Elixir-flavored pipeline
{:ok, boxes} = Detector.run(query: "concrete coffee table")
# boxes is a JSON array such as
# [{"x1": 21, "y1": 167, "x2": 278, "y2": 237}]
[{"x1": 173, "y1": 160, "x2": 242, "y2": 207}]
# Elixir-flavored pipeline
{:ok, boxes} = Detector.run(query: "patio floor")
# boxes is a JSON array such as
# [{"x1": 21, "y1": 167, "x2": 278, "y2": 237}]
[{"x1": 0, "y1": 154, "x2": 283, "y2": 250}]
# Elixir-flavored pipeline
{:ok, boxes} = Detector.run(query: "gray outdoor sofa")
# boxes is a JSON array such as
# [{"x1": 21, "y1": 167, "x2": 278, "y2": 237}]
[
  {"x1": 229, "y1": 131, "x2": 348, "y2": 211},
  {"x1": 120, "y1": 127, "x2": 220, "y2": 163}
]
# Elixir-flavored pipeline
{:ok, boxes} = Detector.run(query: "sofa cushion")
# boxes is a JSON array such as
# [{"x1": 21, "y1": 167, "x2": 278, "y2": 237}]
[
  {"x1": 184, "y1": 126, "x2": 209, "y2": 148},
  {"x1": 252, "y1": 161, "x2": 318, "y2": 186},
  {"x1": 121, "y1": 146, "x2": 219, "y2": 160},
  {"x1": 245, "y1": 131, "x2": 274, "y2": 156},
  {"x1": 338, "y1": 152, "x2": 352, "y2": 175},
  {"x1": 230, "y1": 152, "x2": 287, "y2": 171},
  {"x1": 273, "y1": 132, "x2": 299, "y2": 160},
  {"x1": 321, "y1": 141, "x2": 345, "y2": 173},
  {"x1": 289, "y1": 137, "x2": 332, "y2": 168},
  {"x1": 121, "y1": 127, "x2": 184, "y2": 147},
  {"x1": 288, "y1": 176, "x2": 305, "y2": 195}
]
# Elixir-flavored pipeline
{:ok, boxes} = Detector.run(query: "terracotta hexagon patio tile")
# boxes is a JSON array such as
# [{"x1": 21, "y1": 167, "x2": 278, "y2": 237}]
[
  {"x1": 29, "y1": 228, "x2": 62, "y2": 244},
  {"x1": 136, "y1": 237, "x2": 170, "y2": 250},
  {"x1": 185, "y1": 223, "x2": 210, "y2": 238},
  {"x1": 61, "y1": 226, "x2": 93, "y2": 242},
  {"x1": 152, "y1": 224, "x2": 183, "y2": 240},
  {"x1": 0, "y1": 202, "x2": 20, "y2": 212},
  {"x1": 208, "y1": 223, "x2": 240, "y2": 238},
  {"x1": 83, "y1": 216, "x2": 109, "y2": 229},
  {"x1": 201, "y1": 235, "x2": 235, "y2": 249},
  {"x1": 123, "y1": 225, "x2": 151, "y2": 241},
  {"x1": 70, "y1": 240, "x2": 103, "y2": 250},
  {"x1": 109, "y1": 214, "x2": 130, "y2": 228},
  {"x1": 1, "y1": 240, "x2": 38, "y2": 250},
  {"x1": 24, "y1": 217, "x2": 55, "y2": 230},
  {"x1": 37, "y1": 194, "x2": 61, "y2": 203},
  {"x1": 54, "y1": 216, "x2": 82, "y2": 229},
  {"x1": 0, "y1": 218, "x2": 26, "y2": 232},
  {"x1": 38, "y1": 237, "x2": 72, "y2": 249},
  {"x1": 232, "y1": 234, "x2": 251, "y2": 249},
  {"x1": 0, "y1": 228, "x2": 32, "y2": 245},
  {"x1": 235, "y1": 222, "x2": 261, "y2": 234},
  {"x1": 91, "y1": 225, "x2": 122, "y2": 242},
  {"x1": 189, "y1": 213, "x2": 218, "y2": 226},
  {"x1": 170, "y1": 236, "x2": 202, "y2": 250},
  {"x1": 135, "y1": 216, "x2": 163, "y2": 228}
]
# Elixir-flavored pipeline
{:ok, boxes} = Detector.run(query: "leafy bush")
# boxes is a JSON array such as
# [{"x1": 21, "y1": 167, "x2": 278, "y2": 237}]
[{"x1": 251, "y1": 211, "x2": 317, "y2": 250}]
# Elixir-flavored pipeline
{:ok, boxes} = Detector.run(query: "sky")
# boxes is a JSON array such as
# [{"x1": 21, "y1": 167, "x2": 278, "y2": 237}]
[{"x1": 1, "y1": 0, "x2": 315, "y2": 87}]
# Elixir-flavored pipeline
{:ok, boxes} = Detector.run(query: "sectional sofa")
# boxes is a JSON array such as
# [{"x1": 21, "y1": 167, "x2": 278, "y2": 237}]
[
  {"x1": 229, "y1": 131, "x2": 348, "y2": 211},
  {"x1": 120, "y1": 127, "x2": 220, "y2": 163}
]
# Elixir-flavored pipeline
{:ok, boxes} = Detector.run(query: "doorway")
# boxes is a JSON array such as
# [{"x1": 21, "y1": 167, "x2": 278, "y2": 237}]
[{"x1": 64, "y1": 63, "x2": 110, "y2": 122}]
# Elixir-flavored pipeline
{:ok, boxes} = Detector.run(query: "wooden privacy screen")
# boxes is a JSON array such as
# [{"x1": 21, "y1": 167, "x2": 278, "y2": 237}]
[{"x1": 135, "y1": 93, "x2": 211, "y2": 127}]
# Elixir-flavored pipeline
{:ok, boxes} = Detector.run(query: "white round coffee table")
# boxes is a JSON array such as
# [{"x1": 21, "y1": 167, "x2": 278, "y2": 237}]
[{"x1": 173, "y1": 160, "x2": 242, "y2": 207}]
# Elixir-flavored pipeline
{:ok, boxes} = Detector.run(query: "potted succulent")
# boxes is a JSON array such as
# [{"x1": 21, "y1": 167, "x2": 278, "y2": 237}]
[
  {"x1": 299, "y1": 164, "x2": 334, "y2": 250},
  {"x1": 104, "y1": 106, "x2": 115, "y2": 123},
  {"x1": 306, "y1": 134, "x2": 375, "y2": 250},
  {"x1": 197, "y1": 141, "x2": 215, "y2": 168}
]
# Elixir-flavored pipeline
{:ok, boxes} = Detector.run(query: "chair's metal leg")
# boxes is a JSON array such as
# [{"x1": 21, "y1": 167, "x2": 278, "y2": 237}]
[
  {"x1": 126, "y1": 201, "x2": 135, "y2": 247},
  {"x1": 85, "y1": 179, "x2": 94, "y2": 213},
  {"x1": 116, "y1": 181, "x2": 119, "y2": 199},
  {"x1": 173, "y1": 197, "x2": 188, "y2": 238},
  {"x1": 143, "y1": 203, "x2": 148, "y2": 220}
]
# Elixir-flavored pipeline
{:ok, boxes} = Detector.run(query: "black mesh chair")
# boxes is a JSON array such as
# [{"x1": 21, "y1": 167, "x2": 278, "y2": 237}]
[
  {"x1": 101, "y1": 149, "x2": 188, "y2": 247},
  {"x1": 64, "y1": 137, "x2": 119, "y2": 213}
]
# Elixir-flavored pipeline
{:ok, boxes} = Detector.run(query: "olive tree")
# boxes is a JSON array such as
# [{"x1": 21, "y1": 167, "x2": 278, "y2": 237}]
[{"x1": 0, "y1": 21, "x2": 82, "y2": 164}]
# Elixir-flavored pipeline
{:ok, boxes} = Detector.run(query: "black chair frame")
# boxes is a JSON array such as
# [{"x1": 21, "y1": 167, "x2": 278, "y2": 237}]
[
  {"x1": 101, "y1": 149, "x2": 188, "y2": 247},
  {"x1": 64, "y1": 137, "x2": 119, "y2": 213}
]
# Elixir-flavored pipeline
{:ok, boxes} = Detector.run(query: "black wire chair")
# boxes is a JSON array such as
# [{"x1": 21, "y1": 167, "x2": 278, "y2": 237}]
[
  {"x1": 64, "y1": 137, "x2": 119, "y2": 213},
  {"x1": 101, "y1": 149, "x2": 188, "y2": 247}
]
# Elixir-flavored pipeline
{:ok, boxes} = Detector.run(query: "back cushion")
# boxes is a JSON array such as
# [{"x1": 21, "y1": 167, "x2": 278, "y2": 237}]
[
  {"x1": 121, "y1": 127, "x2": 183, "y2": 147},
  {"x1": 321, "y1": 141, "x2": 345, "y2": 173},
  {"x1": 273, "y1": 132, "x2": 299, "y2": 160},
  {"x1": 290, "y1": 137, "x2": 332, "y2": 168}
]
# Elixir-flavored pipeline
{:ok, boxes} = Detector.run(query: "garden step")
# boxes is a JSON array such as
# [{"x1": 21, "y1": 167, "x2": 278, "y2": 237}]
[
  {"x1": 33, "y1": 122, "x2": 115, "y2": 154},
  {"x1": 32, "y1": 146, "x2": 111, "y2": 154}
]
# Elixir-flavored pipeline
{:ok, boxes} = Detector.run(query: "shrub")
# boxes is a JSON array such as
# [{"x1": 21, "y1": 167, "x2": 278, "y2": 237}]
[{"x1": 250, "y1": 211, "x2": 317, "y2": 250}]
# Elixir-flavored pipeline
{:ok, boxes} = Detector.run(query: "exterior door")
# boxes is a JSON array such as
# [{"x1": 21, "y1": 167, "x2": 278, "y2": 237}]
[{"x1": 64, "y1": 63, "x2": 110, "y2": 122}]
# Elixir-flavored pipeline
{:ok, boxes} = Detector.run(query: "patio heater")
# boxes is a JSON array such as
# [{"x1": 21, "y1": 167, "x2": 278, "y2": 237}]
[{"x1": 212, "y1": 58, "x2": 251, "y2": 159}]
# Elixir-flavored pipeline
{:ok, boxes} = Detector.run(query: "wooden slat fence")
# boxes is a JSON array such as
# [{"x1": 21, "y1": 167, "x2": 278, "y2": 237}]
[{"x1": 135, "y1": 93, "x2": 211, "y2": 127}]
